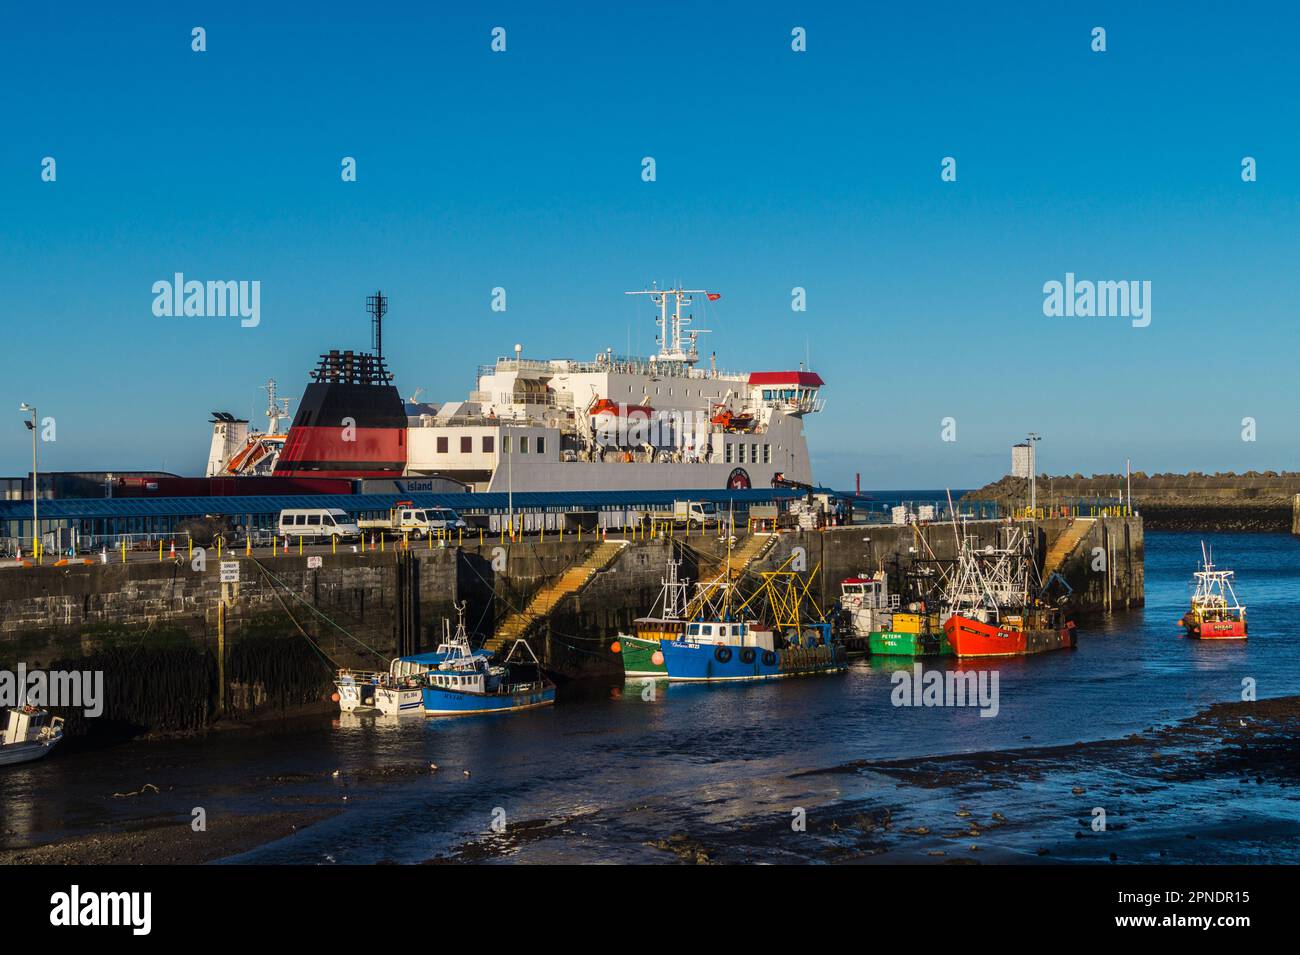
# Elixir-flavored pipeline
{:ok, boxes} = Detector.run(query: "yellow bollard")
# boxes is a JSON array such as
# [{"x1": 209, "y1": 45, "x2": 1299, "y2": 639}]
[
  {"x1": 380, "y1": 534, "x2": 385, "y2": 552},
  {"x1": 245, "y1": 536, "x2": 251, "y2": 556},
  {"x1": 188, "y1": 538, "x2": 193, "y2": 560},
  {"x1": 578, "y1": 524, "x2": 583, "y2": 541},
  {"x1": 332, "y1": 535, "x2": 337, "y2": 554},
  {"x1": 122, "y1": 539, "x2": 127, "y2": 563},
  {"x1": 299, "y1": 536, "x2": 303, "y2": 555},
  {"x1": 479, "y1": 527, "x2": 484, "y2": 547},
  {"x1": 218, "y1": 537, "x2": 222, "y2": 560},
  {"x1": 159, "y1": 540, "x2": 163, "y2": 562},
  {"x1": 458, "y1": 528, "x2": 463, "y2": 546}
]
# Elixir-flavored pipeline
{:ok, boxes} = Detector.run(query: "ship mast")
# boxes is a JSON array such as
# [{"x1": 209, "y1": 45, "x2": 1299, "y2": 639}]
[
  {"x1": 263, "y1": 378, "x2": 292, "y2": 435},
  {"x1": 624, "y1": 284, "x2": 716, "y2": 366}
]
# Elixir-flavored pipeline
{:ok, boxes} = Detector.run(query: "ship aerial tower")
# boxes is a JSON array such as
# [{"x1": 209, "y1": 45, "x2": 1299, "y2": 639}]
[
  {"x1": 624, "y1": 284, "x2": 719, "y2": 366},
  {"x1": 368, "y1": 290, "x2": 388, "y2": 362}
]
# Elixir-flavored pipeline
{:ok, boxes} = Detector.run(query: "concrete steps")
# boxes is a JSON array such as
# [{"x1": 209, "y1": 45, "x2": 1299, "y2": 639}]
[
  {"x1": 1042, "y1": 518, "x2": 1096, "y2": 573},
  {"x1": 484, "y1": 540, "x2": 628, "y2": 652}
]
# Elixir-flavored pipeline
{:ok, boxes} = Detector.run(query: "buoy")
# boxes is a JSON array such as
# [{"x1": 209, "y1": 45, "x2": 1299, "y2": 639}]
[
  {"x1": 651, "y1": 651, "x2": 664, "y2": 666},
  {"x1": 330, "y1": 692, "x2": 340, "y2": 702},
  {"x1": 430, "y1": 762, "x2": 438, "y2": 771},
  {"x1": 463, "y1": 770, "x2": 471, "y2": 777},
  {"x1": 609, "y1": 641, "x2": 622, "y2": 654}
]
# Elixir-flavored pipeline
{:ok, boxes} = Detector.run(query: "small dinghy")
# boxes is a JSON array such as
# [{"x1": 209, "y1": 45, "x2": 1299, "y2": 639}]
[{"x1": 1, "y1": 706, "x2": 64, "y2": 767}]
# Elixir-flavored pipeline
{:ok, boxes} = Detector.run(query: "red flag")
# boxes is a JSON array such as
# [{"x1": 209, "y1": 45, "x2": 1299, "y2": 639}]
[{"x1": 706, "y1": 292, "x2": 721, "y2": 301}]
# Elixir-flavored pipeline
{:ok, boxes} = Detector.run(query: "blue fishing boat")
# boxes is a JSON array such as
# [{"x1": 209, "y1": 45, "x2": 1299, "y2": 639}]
[
  {"x1": 660, "y1": 619, "x2": 846, "y2": 681},
  {"x1": 420, "y1": 620, "x2": 555, "y2": 717},
  {"x1": 335, "y1": 610, "x2": 492, "y2": 715},
  {"x1": 658, "y1": 551, "x2": 847, "y2": 683}
]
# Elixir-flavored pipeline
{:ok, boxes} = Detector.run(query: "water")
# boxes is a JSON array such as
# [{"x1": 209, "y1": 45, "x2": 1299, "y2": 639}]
[{"x1": 3, "y1": 531, "x2": 1298, "y2": 863}]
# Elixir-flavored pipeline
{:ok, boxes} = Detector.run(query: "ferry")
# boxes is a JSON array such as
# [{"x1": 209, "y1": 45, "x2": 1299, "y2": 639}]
[
  {"x1": 659, "y1": 557, "x2": 847, "y2": 682},
  {"x1": 942, "y1": 526, "x2": 1076, "y2": 658},
  {"x1": 420, "y1": 617, "x2": 555, "y2": 716},
  {"x1": 334, "y1": 614, "x2": 492, "y2": 715},
  {"x1": 611, "y1": 553, "x2": 690, "y2": 678},
  {"x1": 1, "y1": 706, "x2": 64, "y2": 766},
  {"x1": 1180, "y1": 542, "x2": 1247, "y2": 639},
  {"x1": 205, "y1": 286, "x2": 823, "y2": 494}
]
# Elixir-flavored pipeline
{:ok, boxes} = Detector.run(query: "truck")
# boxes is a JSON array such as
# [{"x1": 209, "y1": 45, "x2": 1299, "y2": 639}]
[
  {"x1": 631, "y1": 500, "x2": 719, "y2": 529},
  {"x1": 358, "y1": 502, "x2": 469, "y2": 538}
]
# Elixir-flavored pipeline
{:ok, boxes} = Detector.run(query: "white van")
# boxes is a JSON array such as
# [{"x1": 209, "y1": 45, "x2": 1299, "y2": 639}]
[{"x1": 278, "y1": 507, "x2": 360, "y2": 540}]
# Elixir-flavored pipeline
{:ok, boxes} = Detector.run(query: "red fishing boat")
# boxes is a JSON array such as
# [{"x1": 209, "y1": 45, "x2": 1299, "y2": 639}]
[
  {"x1": 941, "y1": 524, "x2": 1076, "y2": 658},
  {"x1": 1179, "y1": 542, "x2": 1247, "y2": 640}
]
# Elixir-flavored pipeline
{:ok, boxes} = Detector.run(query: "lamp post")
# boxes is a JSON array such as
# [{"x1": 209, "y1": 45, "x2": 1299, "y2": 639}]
[
  {"x1": 1025, "y1": 432, "x2": 1041, "y2": 517},
  {"x1": 19, "y1": 403, "x2": 37, "y2": 557}
]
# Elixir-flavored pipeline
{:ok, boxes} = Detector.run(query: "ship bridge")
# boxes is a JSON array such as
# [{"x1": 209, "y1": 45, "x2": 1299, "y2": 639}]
[{"x1": 748, "y1": 371, "x2": 825, "y2": 417}]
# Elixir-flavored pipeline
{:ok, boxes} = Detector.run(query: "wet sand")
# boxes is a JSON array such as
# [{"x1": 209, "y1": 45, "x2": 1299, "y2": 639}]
[
  {"x1": 0, "y1": 810, "x2": 339, "y2": 865},
  {"x1": 429, "y1": 696, "x2": 1300, "y2": 864},
  {"x1": 6, "y1": 695, "x2": 1299, "y2": 865}
]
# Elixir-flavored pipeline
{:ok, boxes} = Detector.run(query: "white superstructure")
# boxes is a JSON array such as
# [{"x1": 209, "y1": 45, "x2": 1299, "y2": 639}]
[{"x1": 405, "y1": 287, "x2": 824, "y2": 492}]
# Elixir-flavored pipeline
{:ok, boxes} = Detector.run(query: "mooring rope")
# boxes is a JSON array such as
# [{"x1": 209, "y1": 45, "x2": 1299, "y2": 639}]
[{"x1": 249, "y1": 558, "x2": 381, "y2": 667}]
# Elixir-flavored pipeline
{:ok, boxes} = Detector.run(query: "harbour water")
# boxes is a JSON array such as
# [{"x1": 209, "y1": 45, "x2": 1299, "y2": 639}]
[{"x1": 3, "y1": 531, "x2": 1298, "y2": 863}]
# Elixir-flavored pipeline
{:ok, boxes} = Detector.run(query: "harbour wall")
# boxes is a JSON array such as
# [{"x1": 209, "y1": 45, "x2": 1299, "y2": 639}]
[
  {"x1": 968, "y1": 472, "x2": 1300, "y2": 533},
  {"x1": 0, "y1": 515, "x2": 1141, "y2": 736}
]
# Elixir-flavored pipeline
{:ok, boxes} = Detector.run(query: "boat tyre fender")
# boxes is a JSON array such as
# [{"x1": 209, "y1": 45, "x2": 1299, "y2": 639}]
[
  {"x1": 761, "y1": 650, "x2": 777, "y2": 667},
  {"x1": 740, "y1": 648, "x2": 757, "y2": 665},
  {"x1": 714, "y1": 646, "x2": 732, "y2": 664}
]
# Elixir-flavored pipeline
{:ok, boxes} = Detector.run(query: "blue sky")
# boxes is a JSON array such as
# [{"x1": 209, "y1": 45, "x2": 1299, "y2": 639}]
[{"x1": 2, "y1": 1, "x2": 1297, "y2": 488}]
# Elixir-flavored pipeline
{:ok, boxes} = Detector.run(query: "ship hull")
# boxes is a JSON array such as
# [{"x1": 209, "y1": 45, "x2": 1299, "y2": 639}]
[
  {"x1": 421, "y1": 685, "x2": 556, "y2": 716},
  {"x1": 869, "y1": 629, "x2": 953, "y2": 657},
  {"x1": 944, "y1": 615, "x2": 1076, "y2": 658},
  {"x1": 660, "y1": 640, "x2": 847, "y2": 682},
  {"x1": 616, "y1": 635, "x2": 667, "y2": 678},
  {"x1": 1182, "y1": 616, "x2": 1247, "y2": 640}
]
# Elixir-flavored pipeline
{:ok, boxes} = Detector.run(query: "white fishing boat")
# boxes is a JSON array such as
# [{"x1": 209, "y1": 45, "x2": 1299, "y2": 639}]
[{"x1": 1, "y1": 706, "x2": 64, "y2": 766}]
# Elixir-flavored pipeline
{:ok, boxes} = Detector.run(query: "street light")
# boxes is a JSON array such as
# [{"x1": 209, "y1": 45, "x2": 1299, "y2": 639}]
[
  {"x1": 1025, "y1": 432, "x2": 1042, "y2": 517},
  {"x1": 19, "y1": 403, "x2": 37, "y2": 557}
]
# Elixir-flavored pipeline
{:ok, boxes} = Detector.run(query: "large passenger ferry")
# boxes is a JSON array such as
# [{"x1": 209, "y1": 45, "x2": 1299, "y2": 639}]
[{"x1": 205, "y1": 287, "x2": 824, "y2": 493}]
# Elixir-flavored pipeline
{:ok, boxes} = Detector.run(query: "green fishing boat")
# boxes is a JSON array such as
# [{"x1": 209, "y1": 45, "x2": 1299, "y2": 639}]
[{"x1": 612, "y1": 555, "x2": 688, "y2": 679}]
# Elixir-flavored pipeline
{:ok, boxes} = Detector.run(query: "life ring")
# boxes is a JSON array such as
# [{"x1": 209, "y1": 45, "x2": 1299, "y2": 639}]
[
  {"x1": 761, "y1": 650, "x2": 777, "y2": 666},
  {"x1": 714, "y1": 646, "x2": 733, "y2": 664},
  {"x1": 739, "y1": 648, "x2": 757, "y2": 665}
]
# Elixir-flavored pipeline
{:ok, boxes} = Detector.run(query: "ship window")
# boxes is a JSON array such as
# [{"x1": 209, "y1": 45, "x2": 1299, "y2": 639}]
[
  {"x1": 763, "y1": 444, "x2": 771, "y2": 463},
  {"x1": 519, "y1": 437, "x2": 529, "y2": 453},
  {"x1": 460, "y1": 436, "x2": 472, "y2": 453},
  {"x1": 536, "y1": 436, "x2": 545, "y2": 454},
  {"x1": 483, "y1": 436, "x2": 494, "y2": 453},
  {"x1": 436, "y1": 436, "x2": 448, "y2": 454},
  {"x1": 725, "y1": 443, "x2": 733, "y2": 463}
]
